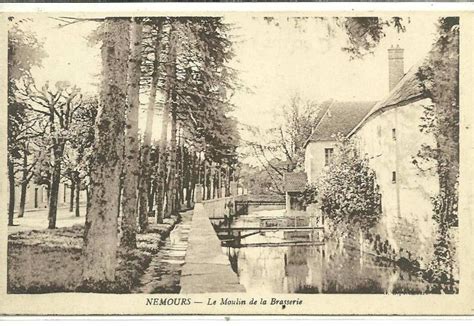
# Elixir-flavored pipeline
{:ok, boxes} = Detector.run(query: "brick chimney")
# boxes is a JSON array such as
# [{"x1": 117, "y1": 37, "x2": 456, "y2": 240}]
[{"x1": 388, "y1": 45, "x2": 404, "y2": 91}]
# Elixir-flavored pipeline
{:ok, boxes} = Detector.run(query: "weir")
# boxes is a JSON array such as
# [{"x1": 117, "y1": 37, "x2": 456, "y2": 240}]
[{"x1": 179, "y1": 196, "x2": 245, "y2": 293}]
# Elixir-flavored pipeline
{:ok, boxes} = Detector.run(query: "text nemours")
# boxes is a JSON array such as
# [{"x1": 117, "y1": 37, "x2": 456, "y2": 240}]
[{"x1": 146, "y1": 297, "x2": 303, "y2": 307}]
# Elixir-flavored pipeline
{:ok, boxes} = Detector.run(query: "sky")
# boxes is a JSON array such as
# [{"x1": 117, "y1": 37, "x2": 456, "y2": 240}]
[
  {"x1": 20, "y1": 14, "x2": 439, "y2": 144},
  {"x1": 225, "y1": 15, "x2": 439, "y2": 131}
]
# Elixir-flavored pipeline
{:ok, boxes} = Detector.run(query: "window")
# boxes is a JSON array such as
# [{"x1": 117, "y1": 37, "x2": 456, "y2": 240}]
[
  {"x1": 324, "y1": 148, "x2": 334, "y2": 166},
  {"x1": 392, "y1": 128, "x2": 397, "y2": 141},
  {"x1": 392, "y1": 171, "x2": 397, "y2": 183},
  {"x1": 290, "y1": 194, "x2": 303, "y2": 211}
]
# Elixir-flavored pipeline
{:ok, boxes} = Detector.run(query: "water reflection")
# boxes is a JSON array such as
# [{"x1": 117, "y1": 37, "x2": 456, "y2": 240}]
[{"x1": 221, "y1": 210, "x2": 428, "y2": 294}]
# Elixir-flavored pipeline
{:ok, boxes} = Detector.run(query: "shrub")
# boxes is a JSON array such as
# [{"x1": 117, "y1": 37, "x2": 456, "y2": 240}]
[{"x1": 310, "y1": 136, "x2": 381, "y2": 232}]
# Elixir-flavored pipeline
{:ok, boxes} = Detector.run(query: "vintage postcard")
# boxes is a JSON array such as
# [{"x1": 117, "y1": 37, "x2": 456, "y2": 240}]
[{"x1": 0, "y1": 3, "x2": 473, "y2": 316}]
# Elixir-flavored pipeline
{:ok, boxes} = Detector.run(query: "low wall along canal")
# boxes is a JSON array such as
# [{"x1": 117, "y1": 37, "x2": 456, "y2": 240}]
[{"x1": 179, "y1": 198, "x2": 245, "y2": 293}]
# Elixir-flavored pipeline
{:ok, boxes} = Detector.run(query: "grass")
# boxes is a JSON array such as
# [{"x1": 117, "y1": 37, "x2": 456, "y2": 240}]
[{"x1": 8, "y1": 216, "x2": 179, "y2": 294}]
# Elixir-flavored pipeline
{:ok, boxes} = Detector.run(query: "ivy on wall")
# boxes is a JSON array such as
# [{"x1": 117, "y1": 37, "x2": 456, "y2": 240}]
[{"x1": 416, "y1": 17, "x2": 459, "y2": 293}]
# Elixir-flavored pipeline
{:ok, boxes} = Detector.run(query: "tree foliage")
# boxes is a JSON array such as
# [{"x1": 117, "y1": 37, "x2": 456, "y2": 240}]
[
  {"x1": 340, "y1": 17, "x2": 406, "y2": 59},
  {"x1": 243, "y1": 93, "x2": 322, "y2": 194},
  {"x1": 311, "y1": 136, "x2": 382, "y2": 232},
  {"x1": 414, "y1": 17, "x2": 459, "y2": 291},
  {"x1": 7, "y1": 19, "x2": 47, "y2": 225},
  {"x1": 416, "y1": 17, "x2": 459, "y2": 229}
]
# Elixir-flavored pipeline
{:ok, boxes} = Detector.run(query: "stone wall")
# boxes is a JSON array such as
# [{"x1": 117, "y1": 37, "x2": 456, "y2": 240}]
[
  {"x1": 354, "y1": 99, "x2": 439, "y2": 265},
  {"x1": 201, "y1": 196, "x2": 235, "y2": 219}
]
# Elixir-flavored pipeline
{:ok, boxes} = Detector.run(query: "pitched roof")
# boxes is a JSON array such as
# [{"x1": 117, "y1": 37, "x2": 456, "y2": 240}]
[
  {"x1": 305, "y1": 100, "x2": 377, "y2": 144},
  {"x1": 283, "y1": 172, "x2": 307, "y2": 192},
  {"x1": 311, "y1": 100, "x2": 330, "y2": 130},
  {"x1": 349, "y1": 58, "x2": 429, "y2": 136}
]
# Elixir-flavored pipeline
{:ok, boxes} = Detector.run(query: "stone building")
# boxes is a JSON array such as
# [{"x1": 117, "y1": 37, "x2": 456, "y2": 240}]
[
  {"x1": 303, "y1": 46, "x2": 448, "y2": 267},
  {"x1": 304, "y1": 100, "x2": 376, "y2": 184},
  {"x1": 349, "y1": 50, "x2": 439, "y2": 266},
  {"x1": 13, "y1": 182, "x2": 86, "y2": 212}
]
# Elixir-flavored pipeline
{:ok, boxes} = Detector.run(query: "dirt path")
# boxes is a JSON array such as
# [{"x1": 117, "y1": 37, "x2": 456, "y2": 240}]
[{"x1": 133, "y1": 210, "x2": 192, "y2": 293}]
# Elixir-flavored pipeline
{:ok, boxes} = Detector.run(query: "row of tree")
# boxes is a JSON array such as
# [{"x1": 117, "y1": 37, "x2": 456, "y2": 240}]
[
  {"x1": 8, "y1": 20, "x2": 100, "y2": 227},
  {"x1": 8, "y1": 16, "x2": 240, "y2": 286}
]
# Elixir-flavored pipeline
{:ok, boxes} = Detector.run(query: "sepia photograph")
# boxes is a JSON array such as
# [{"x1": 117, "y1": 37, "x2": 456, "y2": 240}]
[{"x1": 0, "y1": 4, "x2": 472, "y2": 316}]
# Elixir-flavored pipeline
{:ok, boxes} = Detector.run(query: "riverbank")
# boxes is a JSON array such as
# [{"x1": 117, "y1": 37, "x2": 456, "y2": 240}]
[
  {"x1": 7, "y1": 215, "x2": 179, "y2": 293},
  {"x1": 133, "y1": 210, "x2": 193, "y2": 293}
]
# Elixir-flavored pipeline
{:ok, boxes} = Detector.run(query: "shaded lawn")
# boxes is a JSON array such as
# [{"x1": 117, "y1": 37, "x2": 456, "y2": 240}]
[{"x1": 8, "y1": 217, "x2": 179, "y2": 293}]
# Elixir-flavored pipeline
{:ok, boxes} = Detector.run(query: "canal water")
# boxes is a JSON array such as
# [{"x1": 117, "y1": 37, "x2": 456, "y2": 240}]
[{"x1": 221, "y1": 209, "x2": 429, "y2": 294}]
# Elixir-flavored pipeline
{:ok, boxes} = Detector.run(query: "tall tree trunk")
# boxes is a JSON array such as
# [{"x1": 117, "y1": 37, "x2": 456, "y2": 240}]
[
  {"x1": 138, "y1": 149, "x2": 149, "y2": 231},
  {"x1": 82, "y1": 18, "x2": 130, "y2": 288},
  {"x1": 155, "y1": 129, "x2": 169, "y2": 223},
  {"x1": 176, "y1": 134, "x2": 183, "y2": 209},
  {"x1": 217, "y1": 164, "x2": 222, "y2": 198},
  {"x1": 164, "y1": 161, "x2": 172, "y2": 218},
  {"x1": 48, "y1": 165, "x2": 61, "y2": 229},
  {"x1": 180, "y1": 146, "x2": 187, "y2": 208},
  {"x1": 203, "y1": 160, "x2": 207, "y2": 200},
  {"x1": 226, "y1": 164, "x2": 230, "y2": 197},
  {"x1": 148, "y1": 147, "x2": 158, "y2": 213},
  {"x1": 69, "y1": 180, "x2": 75, "y2": 212},
  {"x1": 8, "y1": 157, "x2": 15, "y2": 226},
  {"x1": 120, "y1": 18, "x2": 143, "y2": 249},
  {"x1": 168, "y1": 104, "x2": 178, "y2": 214},
  {"x1": 48, "y1": 142, "x2": 64, "y2": 229},
  {"x1": 186, "y1": 152, "x2": 195, "y2": 208},
  {"x1": 17, "y1": 151, "x2": 28, "y2": 218},
  {"x1": 148, "y1": 177, "x2": 156, "y2": 212},
  {"x1": 75, "y1": 175, "x2": 80, "y2": 217},
  {"x1": 155, "y1": 21, "x2": 177, "y2": 223},
  {"x1": 138, "y1": 19, "x2": 164, "y2": 232},
  {"x1": 210, "y1": 163, "x2": 214, "y2": 199},
  {"x1": 85, "y1": 185, "x2": 90, "y2": 214}
]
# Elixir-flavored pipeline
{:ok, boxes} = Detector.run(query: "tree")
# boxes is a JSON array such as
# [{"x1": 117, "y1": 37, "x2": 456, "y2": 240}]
[
  {"x1": 415, "y1": 17, "x2": 459, "y2": 292},
  {"x1": 314, "y1": 136, "x2": 381, "y2": 233},
  {"x1": 120, "y1": 18, "x2": 143, "y2": 249},
  {"x1": 155, "y1": 19, "x2": 178, "y2": 222},
  {"x1": 20, "y1": 81, "x2": 83, "y2": 229},
  {"x1": 340, "y1": 17, "x2": 406, "y2": 59},
  {"x1": 61, "y1": 96, "x2": 98, "y2": 217},
  {"x1": 15, "y1": 122, "x2": 41, "y2": 218},
  {"x1": 7, "y1": 21, "x2": 46, "y2": 225},
  {"x1": 134, "y1": 17, "x2": 239, "y2": 223},
  {"x1": 243, "y1": 93, "x2": 322, "y2": 194},
  {"x1": 137, "y1": 18, "x2": 165, "y2": 231},
  {"x1": 82, "y1": 17, "x2": 130, "y2": 288},
  {"x1": 148, "y1": 17, "x2": 241, "y2": 217}
]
